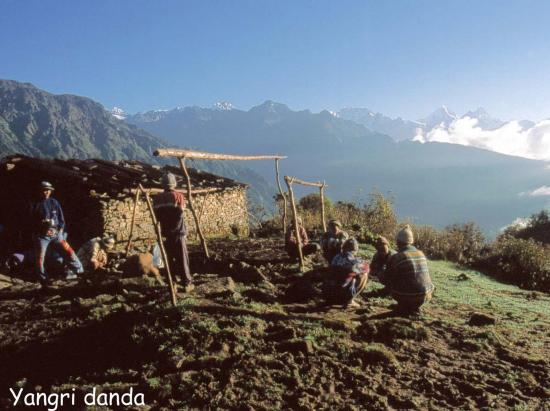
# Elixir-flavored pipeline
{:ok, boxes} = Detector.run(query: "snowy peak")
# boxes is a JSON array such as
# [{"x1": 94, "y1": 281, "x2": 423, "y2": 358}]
[
  {"x1": 338, "y1": 107, "x2": 421, "y2": 141},
  {"x1": 462, "y1": 107, "x2": 505, "y2": 130},
  {"x1": 213, "y1": 101, "x2": 234, "y2": 111},
  {"x1": 250, "y1": 100, "x2": 291, "y2": 114},
  {"x1": 111, "y1": 107, "x2": 126, "y2": 120},
  {"x1": 419, "y1": 105, "x2": 458, "y2": 129}
]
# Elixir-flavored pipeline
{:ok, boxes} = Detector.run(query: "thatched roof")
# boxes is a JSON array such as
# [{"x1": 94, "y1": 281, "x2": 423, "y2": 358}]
[{"x1": 0, "y1": 154, "x2": 247, "y2": 197}]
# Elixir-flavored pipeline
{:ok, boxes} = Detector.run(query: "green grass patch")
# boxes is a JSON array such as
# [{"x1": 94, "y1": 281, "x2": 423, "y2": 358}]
[{"x1": 427, "y1": 260, "x2": 550, "y2": 329}]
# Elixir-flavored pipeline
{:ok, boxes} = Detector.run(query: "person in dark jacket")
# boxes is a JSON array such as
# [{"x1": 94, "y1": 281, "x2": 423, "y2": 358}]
[
  {"x1": 370, "y1": 236, "x2": 396, "y2": 283},
  {"x1": 30, "y1": 181, "x2": 82, "y2": 284},
  {"x1": 384, "y1": 225, "x2": 434, "y2": 312},
  {"x1": 285, "y1": 217, "x2": 320, "y2": 259},
  {"x1": 153, "y1": 172, "x2": 194, "y2": 293}
]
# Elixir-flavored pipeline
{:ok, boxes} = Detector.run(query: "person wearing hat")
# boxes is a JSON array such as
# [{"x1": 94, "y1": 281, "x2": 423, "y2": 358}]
[
  {"x1": 384, "y1": 225, "x2": 434, "y2": 313},
  {"x1": 285, "y1": 216, "x2": 320, "y2": 259},
  {"x1": 30, "y1": 181, "x2": 83, "y2": 284},
  {"x1": 153, "y1": 172, "x2": 194, "y2": 293},
  {"x1": 326, "y1": 238, "x2": 369, "y2": 308},
  {"x1": 320, "y1": 219, "x2": 349, "y2": 263},
  {"x1": 370, "y1": 236, "x2": 396, "y2": 284},
  {"x1": 77, "y1": 236, "x2": 115, "y2": 272}
]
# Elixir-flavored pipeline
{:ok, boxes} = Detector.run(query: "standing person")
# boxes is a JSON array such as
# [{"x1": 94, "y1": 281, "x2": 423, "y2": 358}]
[
  {"x1": 326, "y1": 238, "x2": 369, "y2": 308},
  {"x1": 77, "y1": 236, "x2": 115, "y2": 272},
  {"x1": 285, "y1": 217, "x2": 320, "y2": 259},
  {"x1": 30, "y1": 181, "x2": 82, "y2": 285},
  {"x1": 153, "y1": 172, "x2": 194, "y2": 293},
  {"x1": 320, "y1": 219, "x2": 349, "y2": 263},
  {"x1": 384, "y1": 225, "x2": 434, "y2": 313}
]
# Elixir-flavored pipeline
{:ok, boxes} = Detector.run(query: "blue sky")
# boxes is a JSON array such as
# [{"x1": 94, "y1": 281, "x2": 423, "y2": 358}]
[{"x1": 1, "y1": 0, "x2": 549, "y2": 120}]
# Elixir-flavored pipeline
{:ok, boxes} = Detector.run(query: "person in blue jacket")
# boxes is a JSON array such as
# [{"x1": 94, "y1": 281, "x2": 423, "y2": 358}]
[{"x1": 30, "y1": 181, "x2": 82, "y2": 285}]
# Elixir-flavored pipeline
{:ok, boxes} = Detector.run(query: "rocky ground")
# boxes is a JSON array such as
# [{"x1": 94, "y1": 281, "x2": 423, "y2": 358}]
[{"x1": 0, "y1": 238, "x2": 549, "y2": 410}]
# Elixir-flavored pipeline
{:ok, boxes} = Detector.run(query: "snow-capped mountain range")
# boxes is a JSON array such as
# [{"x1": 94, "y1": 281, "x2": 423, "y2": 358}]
[{"x1": 114, "y1": 101, "x2": 550, "y2": 161}]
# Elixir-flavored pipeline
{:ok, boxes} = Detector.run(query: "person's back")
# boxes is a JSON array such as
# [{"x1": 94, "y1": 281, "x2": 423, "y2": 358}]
[
  {"x1": 386, "y1": 225, "x2": 434, "y2": 312},
  {"x1": 387, "y1": 245, "x2": 433, "y2": 295},
  {"x1": 152, "y1": 173, "x2": 193, "y2": 291},
  {"x1": 153, "y1": 190, "x2": 186, "y2": 237}
]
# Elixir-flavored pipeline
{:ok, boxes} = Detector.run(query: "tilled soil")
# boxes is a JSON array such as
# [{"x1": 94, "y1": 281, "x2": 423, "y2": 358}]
[{"x1": 0, "y1": 238, "x2": 549, "y2": 410}]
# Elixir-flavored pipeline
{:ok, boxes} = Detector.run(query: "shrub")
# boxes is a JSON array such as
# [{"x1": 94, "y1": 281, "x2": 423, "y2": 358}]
[
  {"x1": 412, "y1": 222, "x2": 485, "y2": 265},
  {"x1": 298, "y1": 192, "x2": 332, "y2": 213},
  {"x1": 362, "y1": 191, "x2": 398, "y2": 239},
  {"x1": 476, "y1": 236, "x2": 550, "y2": 292},
  {"x1": 504, "y1": 210, "x2": 550, "y2": 244}
]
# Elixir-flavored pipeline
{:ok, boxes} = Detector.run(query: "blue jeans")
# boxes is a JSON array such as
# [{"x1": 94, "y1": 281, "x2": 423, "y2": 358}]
[{"x1": 33, "y1": 232, "x2": 83, "y2": 280}]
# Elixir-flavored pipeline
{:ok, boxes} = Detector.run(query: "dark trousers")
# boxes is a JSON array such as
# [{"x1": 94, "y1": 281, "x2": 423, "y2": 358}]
[
  {"x1": 163, "y1": 235, "x2": 192, "y2": 285},
  {"x1": 286, "y1": 243, "x2": 320, "y2": 259}
]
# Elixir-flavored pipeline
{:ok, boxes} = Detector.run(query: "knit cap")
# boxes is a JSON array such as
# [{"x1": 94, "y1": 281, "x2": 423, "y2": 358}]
[
  {"x1": 328, "y1": 219, "x2": 342, "y2": 228},
  {"x1": 396, "y1": 225, "x2": 414, "y2": 245},
  {"x1": 161, "y1": 172, "x2": 177, "y2": 189}
]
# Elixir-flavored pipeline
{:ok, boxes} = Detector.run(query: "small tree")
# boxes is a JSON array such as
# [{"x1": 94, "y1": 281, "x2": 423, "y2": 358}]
[
  {"x1": 363, "y1": 191, "x2": 398, "y2": 239},
  {"x1": 298, "y1": 192, "x2": 332, "y2": 213}
]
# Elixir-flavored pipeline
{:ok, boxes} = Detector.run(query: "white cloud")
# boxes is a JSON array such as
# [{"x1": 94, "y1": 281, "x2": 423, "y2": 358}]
[
  {"x1": 522, "y1": 186, "x2": 550, "y2": 197},
  {"x1": 415, "y1": 117, "x2": 550, "y2": 160},
  {"x1": 500, "y1": 217, "x2": 530, "y2": 232}
]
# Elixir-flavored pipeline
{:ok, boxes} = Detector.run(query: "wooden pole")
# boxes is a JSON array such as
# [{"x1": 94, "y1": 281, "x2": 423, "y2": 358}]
[
  {"x1": 320, "y1": 182, "x2": 327, "y2": 232},
  {"x1": 285, "y1": 176, "x2": 305, "y2": 271},
  {"x1": 275, "y1": 159, "x2": 288, "y2": 234},
  {"x1": 125, "y1": 188, "x2": 141, "y2": 257},
  {"x1": 289, "y1": 177, "x2": 324, "y2": 188},
  {"x1": 178, "y1": 157, "x2": 210, "y2": 258},
  {"x1": 155, "y1": 148, "x2": 286, "y2": 161},
  {"x1": 139, "y1": 184, "x2": 178, "y2": 307}
]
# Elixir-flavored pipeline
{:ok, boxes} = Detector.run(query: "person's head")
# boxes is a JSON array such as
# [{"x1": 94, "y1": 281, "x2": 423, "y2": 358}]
[
  {"x1": 161, "y1": 172, "x2": 177, "y2": 190},
  {"x1": 296, "y1": 216, "x2": 303, "y2": 226},
  {"x1": 396, "y1": 225, "x2": 414, "y2": 248},
  {"x1": 328, "y1": 219, "x2": 342, "y2": 234},
  {"x1": 375, "y1": 236, "x2": 390, "y2": 254},
  {"x1": 40, "y1": 181, "x2": 54, "y2": 199},
  {"x1": 101, "y1": 236, "x2": 115, "y2": 250},
  {"x1": 342, "y1": 238, "x2": 359, "y2": 254}
]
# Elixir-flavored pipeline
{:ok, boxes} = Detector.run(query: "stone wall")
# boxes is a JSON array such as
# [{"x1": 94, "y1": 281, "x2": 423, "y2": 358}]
[{"x1": 101, "y1": 187, "x2": 249, "y2": 253}]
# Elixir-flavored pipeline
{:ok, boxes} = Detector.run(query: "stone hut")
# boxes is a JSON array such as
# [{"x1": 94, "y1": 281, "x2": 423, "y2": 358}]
[{"x1": 0, "y1": 155, "x2": 249, "y2": 254}]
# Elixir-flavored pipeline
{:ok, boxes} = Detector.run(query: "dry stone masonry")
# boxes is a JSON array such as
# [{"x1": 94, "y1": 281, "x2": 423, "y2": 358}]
[{"x1": 102, "y1": 187, "x2": 249, "y2": 253}]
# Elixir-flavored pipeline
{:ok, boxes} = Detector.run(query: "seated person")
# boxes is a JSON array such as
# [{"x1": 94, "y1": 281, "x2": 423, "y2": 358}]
[
  {"x1": 320, "y1": 219, "x2": 349, "y2": 263},
  {"x1": 370, "y1": 236, "x2": 396, "y2": 283},
  {"x1": 77, "y1": 236, "x2": 115, "y2": 272},
  {"x1": 285, "y1": 217, "x2": 320, "y2": 259},
  {"x1": 325, "y1": 238, "x2": 369, "y2": 308},
  {"x1": 384, "y1": 225, "x2": 434, "y2": 313}
]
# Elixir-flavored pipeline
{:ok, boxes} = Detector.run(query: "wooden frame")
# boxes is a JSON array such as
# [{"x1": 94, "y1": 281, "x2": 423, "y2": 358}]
[
  {"x1": 284, "y1": 176, "x2": 328, "y2": 271},
  {"x1": 154, "y1": 148, "x2": 287, "y2": 258}
]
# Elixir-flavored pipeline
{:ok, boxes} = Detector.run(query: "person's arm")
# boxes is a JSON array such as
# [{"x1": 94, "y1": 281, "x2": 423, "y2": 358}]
[
  {"x1": 300, "y1": 226, "x2": 309, "y2": 245},
  {"x1": 56, "y1": 200, "x2": 66, "y2": 231},
  {"x1": 175, "y1": 192, "x2": 185, "y2": 211}
]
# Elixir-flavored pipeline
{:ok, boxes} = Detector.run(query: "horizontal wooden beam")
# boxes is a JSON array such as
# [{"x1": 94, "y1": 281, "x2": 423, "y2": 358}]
[
  {"x1": 284, "y1": 176, "x2": 326, "y2": 188},
  {"x1": 132, "y1": 186, "x2": 236, "y2": 195},
  {"x1": 154, "y1": 148, "x2": 287, "y2": 161}
]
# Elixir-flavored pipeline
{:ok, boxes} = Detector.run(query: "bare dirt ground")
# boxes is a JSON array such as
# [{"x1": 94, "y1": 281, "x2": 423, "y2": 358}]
[{"x1": 0, "y1": 238, "x2": 549, "y2": 410}]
